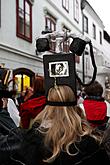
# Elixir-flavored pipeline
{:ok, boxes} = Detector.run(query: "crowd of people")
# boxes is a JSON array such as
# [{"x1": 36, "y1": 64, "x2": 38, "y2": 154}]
[{"x1": 1, "y1": 76, "x2": 110, "y2": 164}]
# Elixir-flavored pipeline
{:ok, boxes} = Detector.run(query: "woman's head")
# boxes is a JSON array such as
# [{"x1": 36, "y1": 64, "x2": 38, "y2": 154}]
[
  {"x1": 35, "y1": 85, "x2": 92, "y2": 162},
  {"x1": 84, "y1": 81, "x2": 103, "y2": 97},
  {"x1": 24, "y1": 87, "x2": 34, "y2": 101},
  {"x1": 33, "y1": 75, "x2": 45, "y2": 94},
  {"x1": 47, "y1": 85, "x2": 76, "y2": 103}
]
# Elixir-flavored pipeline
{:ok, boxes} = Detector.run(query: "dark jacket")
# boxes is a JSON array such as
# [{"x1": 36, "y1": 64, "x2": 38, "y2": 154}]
[
  {"x1": 0, "y1": 123, "x2": 110, "y2": 165},
  {"x1": 0, "y1": 108, "x2": 17, "y2": 135},
  {"x1": 103, "y1": 125, "x2": 110, "y2": 160}
]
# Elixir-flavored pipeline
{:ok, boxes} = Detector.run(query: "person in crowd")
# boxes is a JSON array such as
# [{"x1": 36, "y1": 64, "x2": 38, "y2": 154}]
[
  {"x1": 23, "y1": 86, "x2": 34, "y2": 102},
  {"x1": 0, "y1": 89, "x2": 20, "y2": 127},
  {"x1": 0, "y1": 97, "x2": 17, "y2": 135},
  {"x1": 77, "y1": 89, "x2": 84, "y2": 105},
  {"x1": 103, "y1": 125, "x2": 110, "y2": 160},
  {"x1": 16, "y1": 90, "x2": 26, "y2": 110},
  {"x1": 9, "y1": 89, "x2": 18, "y2": 104},
  {"x1": 0, "y1": 68, "x2": 18, "y2": 132},
  {"x1": 0, "y1": 85, "x2": 110, "y2": 165},
  {"x1": 81, "y1": 87, "x2": 86, "y2": 99},
  {"x1": 7, "y1": 98, "x2": 20, "y2": 127},
  {"x1": 19, "y1": 75, "x2": 46, "y2": 129},
  {"x1": 79, "y1": 81, "x2": 110, "y2": 130}
]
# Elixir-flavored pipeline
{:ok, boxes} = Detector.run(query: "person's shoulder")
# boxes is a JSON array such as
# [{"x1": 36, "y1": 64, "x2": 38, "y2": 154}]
[
  {"x1": 79, "y1": 135, "x2": 99, "y2": 151},
  {"x1": 22, "y1": 123, "x2": 43, "y2": 146},
  {"x1": 105, "y1": 99, "x2": 109, "y2": 103},
  {"x1": 8, "y1": 98, "x2": 17, "y2": 107},
  {"x1": 105, "y1": 100, "x2": 110, "y2": 106},
  {"x1": 78, "y1": 135, "x2": 110, "y2": 164},
  {"x1": 8, "y1": 98, "x2": 14, "y2": 103},
  {"x1": 104, "y1": 100, "x2": 110, "y2": 117},
  {"x1": 78, "y1": 103, "x2": 85, "y2": 112}
]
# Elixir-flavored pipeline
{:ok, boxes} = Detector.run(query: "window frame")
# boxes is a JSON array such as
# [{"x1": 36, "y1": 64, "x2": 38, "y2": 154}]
[
  {"x1": 74, "y1": 0, "x2": 79, "y2": 23},
  {"x1": 13, "y1": 68, "x2": 35, "y2": 93},
  {"x1": 45, "y1": 13, "x2": 56, "y2": 52},
  {"x1": 45, "y1": 14, "x2": 56, "y2": 32},
  {"x1": 62, "y1": 0, "x2": 69, "y2": 12},
  {"x1": 83, "y1": 15, "x2": 88, "y2": 33},
  {"x1": 62, "y1": 25, "x2": 70, "y2": 53},
  {"x1": 99, "y1": 31, "x2": 102, "y2": 44},
  {"x1": 16, "y1": 0, "x2": 32, "y2": 42},
  {"x1": 93, "y1": 23, "x2": 96, "y2": 40}
]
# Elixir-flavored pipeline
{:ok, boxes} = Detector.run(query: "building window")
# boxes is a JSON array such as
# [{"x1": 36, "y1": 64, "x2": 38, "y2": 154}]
[
  {"x1": 14, "y1": 74, "x2": 31, "y2": 92},
  {"x1": 93, "y1": 24, "x2": 96, "y2": 39},
  {"x1": 62, "y1": 0, "x2": 69, "y2": 12},
  {"x1": 99, "y1": 31, "x2": 102, "y2": 44},
  {"x1": 74, "y1": 0, "x2": 79, "y2": 23},
  {"x1": 45, "y1": 13, "x2": 56, "y2": 51},
  {"x1": 16, "y1": 0, "x2": 32, "y2": 42},
  {"x1": 45, "y1": 13, "x2": 56, "y2": 32},
  {"x1": 13, "y1": 68, "x2": 35, "y2": 93},
  {"x1": 83, "y1": 15, "x2": 88, "y2": 33},
  {"x1": 62, "y1": 26, "x2": 70, "y2": 53}
]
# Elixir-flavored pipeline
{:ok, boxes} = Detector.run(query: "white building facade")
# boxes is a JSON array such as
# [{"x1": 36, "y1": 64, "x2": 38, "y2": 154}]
[
  {"x1": 0, "y1": 0, "x2": 110, "y2": 92},
  {"x1": 82, "y1": 1, "x2": 110, "y2": 90}
]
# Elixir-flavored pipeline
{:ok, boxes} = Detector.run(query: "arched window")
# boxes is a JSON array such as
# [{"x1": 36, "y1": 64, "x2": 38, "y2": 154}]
[{"x1": 13, "y1": 68, "x2": 35, "y2": 93}]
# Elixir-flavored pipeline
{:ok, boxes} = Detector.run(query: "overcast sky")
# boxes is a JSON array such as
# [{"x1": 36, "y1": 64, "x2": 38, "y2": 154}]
[{"x1": 87, "y1": 0, "x2": 110, "y2": 34}]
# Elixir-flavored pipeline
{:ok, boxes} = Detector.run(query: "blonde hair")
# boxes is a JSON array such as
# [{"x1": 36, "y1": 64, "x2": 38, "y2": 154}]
[{"x1": 34, "y1": 85, "x2": 100, "y2": 163}]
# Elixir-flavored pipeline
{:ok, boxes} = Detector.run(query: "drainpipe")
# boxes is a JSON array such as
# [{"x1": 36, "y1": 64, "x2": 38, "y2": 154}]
[{"x1": 81, "y1": 0, "x2": 86, "y2": 83}]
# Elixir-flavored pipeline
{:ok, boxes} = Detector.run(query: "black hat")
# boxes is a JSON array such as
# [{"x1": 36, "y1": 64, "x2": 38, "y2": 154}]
[{"x1": 43, "y1": 53, "x2": 77, "y2": 105}]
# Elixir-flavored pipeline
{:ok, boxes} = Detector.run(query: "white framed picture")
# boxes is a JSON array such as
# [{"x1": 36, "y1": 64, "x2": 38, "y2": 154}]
[{"x1": 49, "y1": 61, "x2": 69, "y2": 77}]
